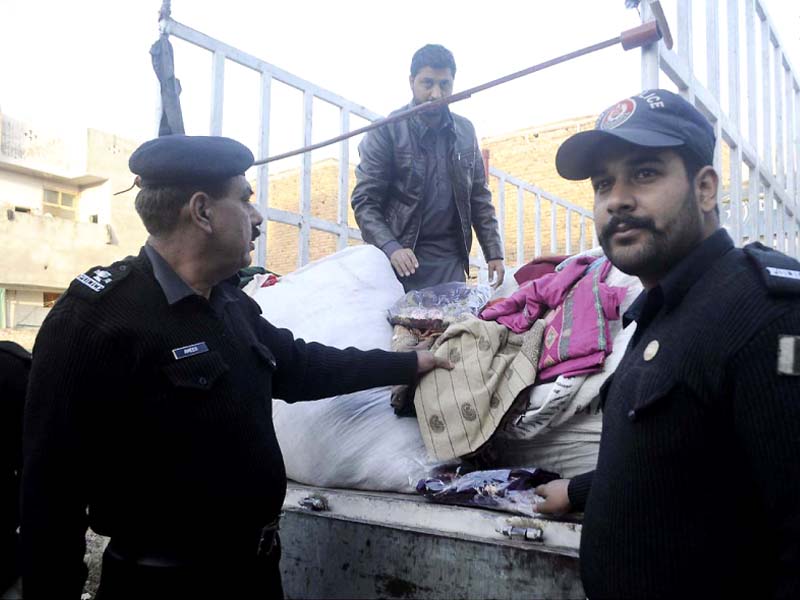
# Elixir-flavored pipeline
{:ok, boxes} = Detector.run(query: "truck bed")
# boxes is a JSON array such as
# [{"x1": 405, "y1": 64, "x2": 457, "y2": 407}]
[{"x1": 280, "y1": 482, "x2": 584, "y2": 599}]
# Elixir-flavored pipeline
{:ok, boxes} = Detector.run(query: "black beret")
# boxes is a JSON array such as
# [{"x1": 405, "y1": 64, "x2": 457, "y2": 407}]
[{"x1": 129, "y1": 135, "x2": 255, "y2": 187}]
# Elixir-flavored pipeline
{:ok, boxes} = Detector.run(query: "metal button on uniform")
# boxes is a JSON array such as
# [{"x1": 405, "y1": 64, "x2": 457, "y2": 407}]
[
  {"x1": 118, "y1": 265, "x2": 127, "y2": 271},
  {"x1": 628, "y1": 409, "x2": 637, "y2": 420},
  {"x1": 198, "y1": 376, "x2": 208, "y2": 386},
  {"x1": 643, "y1": 340, "x2": 660, "y2": 361}
]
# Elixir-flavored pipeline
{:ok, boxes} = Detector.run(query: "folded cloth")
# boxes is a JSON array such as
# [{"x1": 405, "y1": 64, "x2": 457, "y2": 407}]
[
  {"x1": 537, "y1": 258, "x2": 627, "y2": 381},
  {"x1": 481, "y1": 255, "x2": 627, "y2": 382},
  {"x1": 414, "y1": 316, "x2": 545, "y2": 461}
]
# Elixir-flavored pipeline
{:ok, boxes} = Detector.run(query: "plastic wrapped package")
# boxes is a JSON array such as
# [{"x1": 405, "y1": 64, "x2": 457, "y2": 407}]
[
  {"x1": 388, "y1": 282, "x2": 493, "y2": 330},
  {"x1": 416, "y1": 468, "x2": 560, "y2": 517}
]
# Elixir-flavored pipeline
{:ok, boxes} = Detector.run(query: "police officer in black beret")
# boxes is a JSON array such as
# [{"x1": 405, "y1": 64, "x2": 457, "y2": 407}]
[
  {"x1": 534, "y1": 90, "x2": 800, "y2": 598},
  {"x1": 21, "y1": 135, "x2": 451, "y2": 599}
]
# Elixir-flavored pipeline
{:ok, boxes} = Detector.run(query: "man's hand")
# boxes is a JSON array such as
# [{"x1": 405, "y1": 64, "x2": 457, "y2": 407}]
[
  {"x1": 390, "y1": 248, "x2": 419, "y2": 278},
  {"x1": 487, "y1": 259, "x2": 505, "y2": 288},
  {"x1": 534, "y1": 479, "x2": 572, "y2": 515},
  {"x1": 415, "y1": 350, "x2": 454, "y2": 376}
]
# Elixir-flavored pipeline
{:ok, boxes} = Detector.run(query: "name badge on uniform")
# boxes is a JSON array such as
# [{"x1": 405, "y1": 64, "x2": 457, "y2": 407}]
[{"x1": 172, "y1": 342, "x2": 209, "y2": 360}]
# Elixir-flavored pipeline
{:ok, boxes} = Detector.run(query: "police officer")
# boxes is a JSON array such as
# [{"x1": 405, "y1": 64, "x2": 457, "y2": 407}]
[
  {"x1": 21, "y1": 135, "x2": 451, "y2": 599},
  {"x1": 534, "y1": 90, "x2": 800, "y2": 598}
]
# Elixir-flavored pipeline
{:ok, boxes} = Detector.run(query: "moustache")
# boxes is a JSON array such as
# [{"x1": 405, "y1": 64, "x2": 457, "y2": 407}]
[
  {"x1": 251, "y1": 226, "x2": 261, "y2": 242},
  {"x1": 600, "y1": 215, "x2": 657, "y2": 243}
]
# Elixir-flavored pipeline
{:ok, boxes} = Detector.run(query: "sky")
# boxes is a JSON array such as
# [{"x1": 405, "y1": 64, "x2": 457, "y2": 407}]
[{"x1": 1, "y1": 0, "x2": 799, "y2": 165}]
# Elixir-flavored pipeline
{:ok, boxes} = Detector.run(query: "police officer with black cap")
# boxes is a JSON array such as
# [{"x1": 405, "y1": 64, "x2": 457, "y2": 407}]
[
  {"x1": 21, "y1": 135, "x2": 451, "y2": 599},
  {"x1": 534, "y1": 90, "x2": 800, "y2": 598}
]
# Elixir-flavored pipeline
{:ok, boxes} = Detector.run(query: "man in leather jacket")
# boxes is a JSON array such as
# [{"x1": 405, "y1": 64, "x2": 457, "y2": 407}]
[{"x1": 351, "y1": 44, "x2": 504, "y2": 291}]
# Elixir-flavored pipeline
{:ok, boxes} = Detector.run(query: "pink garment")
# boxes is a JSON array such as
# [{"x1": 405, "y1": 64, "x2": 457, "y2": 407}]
[
  {"x1": 514, "y1": 255, "x2": 569, "y2": 286},
  {"x1": 481, "y1": 256, "x2": 627, "y2": 381}
]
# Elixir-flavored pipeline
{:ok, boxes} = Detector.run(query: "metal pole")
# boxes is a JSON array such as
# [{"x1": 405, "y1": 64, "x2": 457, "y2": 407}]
[{"x1": 254, "y1": 20, "x2": 666, "y2": 166}]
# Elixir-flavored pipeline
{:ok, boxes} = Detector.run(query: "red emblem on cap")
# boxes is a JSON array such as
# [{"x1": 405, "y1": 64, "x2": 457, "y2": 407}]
[{"x1": 599, "y1": 98, "x2": 636, "y2": 130}]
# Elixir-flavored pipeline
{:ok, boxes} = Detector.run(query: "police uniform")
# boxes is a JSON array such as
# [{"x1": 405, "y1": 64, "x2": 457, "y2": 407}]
[
  {"x1": 566, "y1": 229, "x2": 800, "y2": 597},
  {"x1": 0, "y1": 342, "x2": 31, "y2": 596},
  {"x1": 554, "y1": 91, "x2": 800, "y2": 598},
  {"x1": 21, "y1": 136, "x2": 419, "y2": 599}
]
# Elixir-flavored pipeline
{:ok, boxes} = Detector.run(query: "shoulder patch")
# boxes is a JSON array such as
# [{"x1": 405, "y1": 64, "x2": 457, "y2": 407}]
[
  {"x1": 778, "y1": 336, "x2": 800, "y2": 376},
  {"x1": 743, "y1": 242, "x2": 800, "y2": 297},
  {"x1": 69, "y1": 261, "x2": 132, "y2": 302}
]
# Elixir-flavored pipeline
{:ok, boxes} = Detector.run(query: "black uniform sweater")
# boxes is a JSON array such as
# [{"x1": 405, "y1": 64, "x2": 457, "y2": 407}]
[
  {"x1": 21, "y1": 248, "x2": 418, "y2": 598},
  {"x1": 569, "y1": 230, "x2": 800, "y2": 599}
]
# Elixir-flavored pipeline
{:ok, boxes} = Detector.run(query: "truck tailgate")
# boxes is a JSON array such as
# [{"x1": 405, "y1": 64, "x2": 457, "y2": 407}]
[{"x1": 280, "y1": 482, "x2": 583, "y2": 599}]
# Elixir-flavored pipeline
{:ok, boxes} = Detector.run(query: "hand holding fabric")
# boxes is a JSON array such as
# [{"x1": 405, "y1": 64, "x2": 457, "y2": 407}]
[{"x1": 415, "y1": 350, "x2": 453, "y2": 375}]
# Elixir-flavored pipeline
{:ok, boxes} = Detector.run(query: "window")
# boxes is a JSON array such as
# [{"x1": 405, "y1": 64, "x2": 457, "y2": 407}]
[
  {"x1": 43, "y1": 292, "x2": 61, "y2": 308},
  {"x1": 43, "y1": 188, "x2": 78, "y2": 220}
]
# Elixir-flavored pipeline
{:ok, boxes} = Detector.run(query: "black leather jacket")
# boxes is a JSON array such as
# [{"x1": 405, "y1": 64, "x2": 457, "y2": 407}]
[{"x1": 351, "y1": 105, "x2": 504, "y2": 262}]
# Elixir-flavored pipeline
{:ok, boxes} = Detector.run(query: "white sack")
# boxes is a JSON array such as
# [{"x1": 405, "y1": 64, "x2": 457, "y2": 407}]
[
  {"x1": 251, "y1": 245, "x2": 402, "y2": 351},
  {"x1": 250, "y1": 245, "x2": 438, "y2": 492}
]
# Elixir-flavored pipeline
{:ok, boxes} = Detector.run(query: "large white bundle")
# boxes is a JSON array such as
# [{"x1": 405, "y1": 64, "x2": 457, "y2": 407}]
[
  {"x1": 251, "y1": 245, "x2": 402, "y2": 351},
  {"x1": 250, "y1": 245, "x2": 436, "y2": 492}
]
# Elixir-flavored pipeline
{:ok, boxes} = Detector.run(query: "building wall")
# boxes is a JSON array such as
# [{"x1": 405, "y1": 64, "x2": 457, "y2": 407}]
[
  {"x1": 86, "y1": 129, "x2": 147, "y2": 253},
  {"x1": 481, "y1": 115, "x2": 598, "y2": 264},
  {"x1": 0, "y1": 210, "x2": 122, "y2": 290},
  {"x1": 0, "y1": 169, "x2": 52, "y2": 210},
  {"x1": 0, "y1": 114, "x2": 146, "y2": 301},
  {"x1": 262, "y1": 159, "x2": 361, "y2": 275}
]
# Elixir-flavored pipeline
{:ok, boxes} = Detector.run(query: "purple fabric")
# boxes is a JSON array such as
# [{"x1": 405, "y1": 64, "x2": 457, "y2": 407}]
[{"x1": 481, "y1": 256, "x2": 627, "y2": 381}]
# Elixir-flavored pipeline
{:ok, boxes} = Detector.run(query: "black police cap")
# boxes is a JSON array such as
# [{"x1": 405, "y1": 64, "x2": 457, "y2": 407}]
[
  {"x1": 129, "y1": 135, "x2": 255, "y2": 187},
  {"x1": 556, "y1": 89, "x2": 716, "y2": 180}
]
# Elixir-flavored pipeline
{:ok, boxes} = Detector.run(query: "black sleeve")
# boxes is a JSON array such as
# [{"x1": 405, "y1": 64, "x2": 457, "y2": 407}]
[
  {"x1": 468, "y1": 134, "x2": 504, "y2": 262},
  {"x1": 0, "y1": 349, "x2": 29, "y2": 590},
  {"x1": 567, "y1": 471, "x2": 594, "y2": 512},
  {"x1": 256, "y1": 318, "x2": 417, "y2": 403},
  {"x1": 729, "y1": 309, "x2": 800, "y2": 599},
  {"x1": 21, "y1": 309, "x2": 124, "y2": 599},
  {"x1": 350, "y1": 125, "x2": 400, "y2": 251}
]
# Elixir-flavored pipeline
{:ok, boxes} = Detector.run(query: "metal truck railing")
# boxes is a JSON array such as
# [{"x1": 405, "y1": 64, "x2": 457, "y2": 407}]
[
  {"x1": 156, "y1": 14, "x2": 594, "y2": 275},
  {"x1": 490, "y1": 168, "x2": 595, "y2": 265},
  {"x1": 641, "y1": 0, "x2": 799, "y2": 257},
  {"x1": 157, "y1": 0, "x2": 798, "y2": 270}
]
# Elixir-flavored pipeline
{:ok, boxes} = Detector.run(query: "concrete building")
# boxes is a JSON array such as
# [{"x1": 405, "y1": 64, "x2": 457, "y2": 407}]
[{"x1": 0, "y1": 112, "x2": 145, "y2": 328}]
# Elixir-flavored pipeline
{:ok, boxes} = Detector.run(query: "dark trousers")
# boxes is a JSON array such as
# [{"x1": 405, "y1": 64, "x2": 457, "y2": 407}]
[{"x1": 95, "y1": 539, "x2": 283, "y2": 600}]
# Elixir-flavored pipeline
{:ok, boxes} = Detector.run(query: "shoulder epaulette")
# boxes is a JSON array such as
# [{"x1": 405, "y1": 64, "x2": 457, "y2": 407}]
[
  {"x1": 743, "y1": 242, "x2": 800, "y2": 297},
  {"x1": 68, "y1": 260, "x2": 133, "y2": 302}
]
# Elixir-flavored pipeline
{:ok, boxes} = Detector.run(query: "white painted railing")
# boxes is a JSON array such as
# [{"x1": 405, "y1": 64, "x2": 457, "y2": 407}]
[
  {"x1": 157, "y1": 15, "x2": 593, "y2": 275},
  {"x1": 488, "y1": 167, "x2": 596, "y2": 266},
  {"x1": 160, "y1": 17, "x2": 380, "y2": 269},
  {"x1": 641, "y1": 0, "x2": 799, "y2": 257}
]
